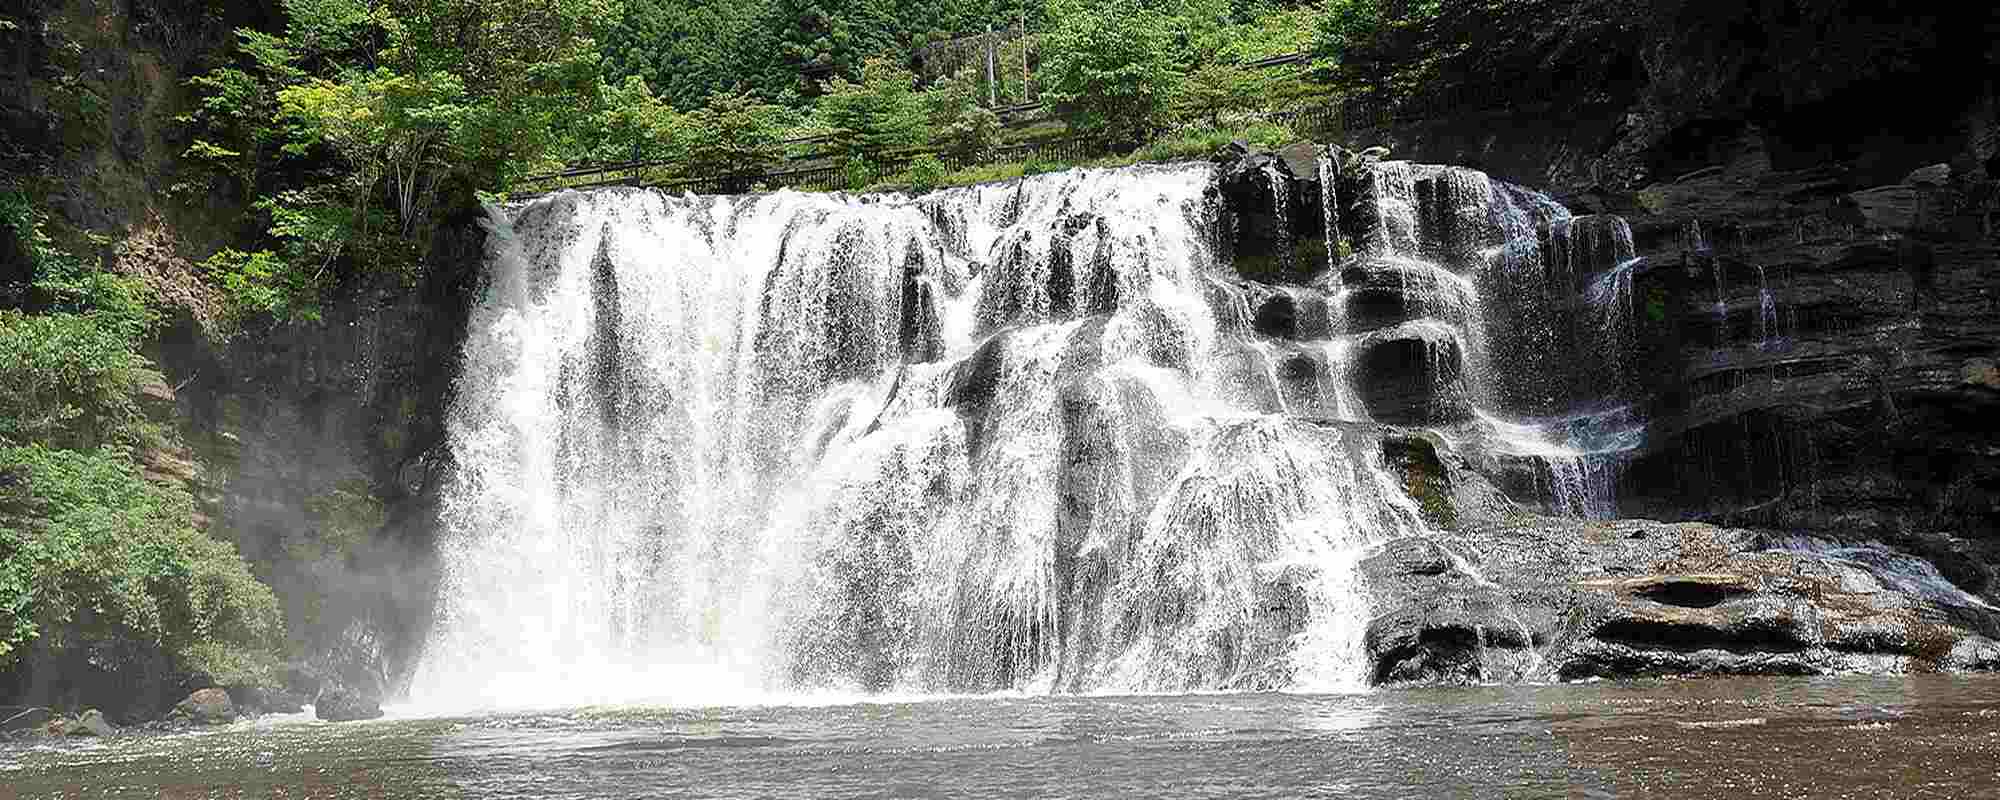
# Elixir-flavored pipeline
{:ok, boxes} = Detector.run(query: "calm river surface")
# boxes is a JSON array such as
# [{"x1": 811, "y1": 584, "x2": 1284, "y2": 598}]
[{"x1": 4, "y1": 676, "x2": 1997, "y2": 798}]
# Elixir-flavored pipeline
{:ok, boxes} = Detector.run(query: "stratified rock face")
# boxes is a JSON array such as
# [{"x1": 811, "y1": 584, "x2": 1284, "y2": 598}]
[
  {"x1": 1324, "y1": 28, "x2": 2000, "y2": 652},
  {"x1": 1361, "y1": 517, "x2": 2000, "y2": 685}
]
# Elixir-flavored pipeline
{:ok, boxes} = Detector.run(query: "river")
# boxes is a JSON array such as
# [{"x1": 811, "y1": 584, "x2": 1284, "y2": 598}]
[{"x1": 5, "y1": 676, "x2": 1997, "y2": 798}]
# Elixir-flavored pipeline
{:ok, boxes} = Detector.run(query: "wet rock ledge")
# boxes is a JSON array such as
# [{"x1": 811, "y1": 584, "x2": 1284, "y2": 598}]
[{"x1": 1356, "y1": 439, "x2": 2000, "y2": 687}]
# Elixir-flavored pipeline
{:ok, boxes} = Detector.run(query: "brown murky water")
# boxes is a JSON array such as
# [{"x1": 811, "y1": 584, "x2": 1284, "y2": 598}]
[{"x1": 4, "y1": 676, "x2": 1997, "y2": 798}]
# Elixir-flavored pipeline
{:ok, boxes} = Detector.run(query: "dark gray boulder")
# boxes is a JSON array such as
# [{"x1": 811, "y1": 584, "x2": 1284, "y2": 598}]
[
  {"x1": 1, "y1": 706, "x2": 51, "y2": 733},
  {"x1": 314, "y1": 686, "x2": 384, "y2": 722}
]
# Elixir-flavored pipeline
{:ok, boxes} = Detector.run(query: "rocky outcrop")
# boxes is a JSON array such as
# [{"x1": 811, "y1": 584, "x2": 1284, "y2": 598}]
[
  {"x1": 1361, "y1": 516, "x2": 2000, "y2": 686},
  {"x1": 1204, "y1": 106, "x2": 2000, "y2": 686},
  {"x1": 1209, "y1": 141, "x2": 1330, "y2": 285}
]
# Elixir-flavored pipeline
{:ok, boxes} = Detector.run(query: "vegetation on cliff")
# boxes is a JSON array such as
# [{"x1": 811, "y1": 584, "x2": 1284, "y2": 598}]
[{"x1": 0, "y1": 193, "x2": 282, "y2": 709}]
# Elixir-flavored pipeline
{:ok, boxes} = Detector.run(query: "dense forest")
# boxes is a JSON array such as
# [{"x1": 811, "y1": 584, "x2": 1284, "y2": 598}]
[{"x1": 3, "y1": 0, "x2": 1994, "y2": 723}]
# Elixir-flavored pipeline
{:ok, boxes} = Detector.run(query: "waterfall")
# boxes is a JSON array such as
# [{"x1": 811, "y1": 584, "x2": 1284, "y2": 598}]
[
  {"x1": 416, "y1": 157, "x2": 1653, "y2": 707},
  {"x1": 1334, "y1": 161, "x2": 1639, "y2": 518},
  {"x1": 415, "y1": 166, "x2": 1431, "y2": 708}
]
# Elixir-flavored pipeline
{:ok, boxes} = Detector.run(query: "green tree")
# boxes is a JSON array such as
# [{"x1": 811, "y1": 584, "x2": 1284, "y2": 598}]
[
  {"x1": 924, "y1": 69, "x2": 1001, "y2": 160},
  {"x1": 0, "y1": 445, "x2": 283, "y2": 685},
  {"x1": 602, "y1": 0, "x2": 785, "y2": 109},
  {"x1": 819, "y1": 57, "x2": 927, "y2": 163},
  {"x1": 1040, "y1": 0, "x2": 1183, "y2": 146},
  {"x1": 680, "y1": 91, "x2": 788, "y2": 181},
  {"x1": 1175, "y1": 61, "x2": 1263, "y2": 126},
  {"x1": 184, "y1": 0, "x2": 617, "y2": 320},
  {"x1": 566, "y1": 75, "x2": 686, "y2": 165}
]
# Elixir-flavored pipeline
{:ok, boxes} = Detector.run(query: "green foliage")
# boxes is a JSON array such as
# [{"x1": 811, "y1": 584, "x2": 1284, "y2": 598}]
[
  {"x1": 1646, "y1": 286, "x2": 1669, "y2": 324},
  {"x1": 0, "y1": 312, "x2": 161, "y2": 452},
  {"x1": 1040, "y1": 0, "x2": 1183, "y2": 146},
  {"x1": 681, "y1": 91, "x2": 789, "y2": 178},
  {"x1": 0, "y1": 192, "x2": 155, "y2": 340},
  {"x1": 819, "y1": 57, "x2": 927, "y2": 162},
  {"x1": 903, "y1": 154, "x2": 948, "y2": 192},
  {"x1": 839, "y1": 158, "x2": 882, "y2": 192},
  {"x1": 1023, "y1": 155, "x2": 1066, "y2": 176},
  {"x1": 0, "y1": 194, "x2": 283, "y2": 686},
  {"x1": 1175, "y1": 62, "x2": 1264, "y2": 126},
  {"x1": 200, "y1": 248, "x2": 322, "y2": 325},
  {"x1": 602, "y1": 0, "x2": 779, "y2": 109},
  {"x1": 184, "y1": 0, "x2": 616, "y2": 313},
  {"x1": 1128, "y1": 121, "x2": 1293, "y2": 164},
  {"x1": 1212, "y1": 3, "x2": 1322, "y2": 63},
  {"x1": 925, "y1": 70, "x2": 1002, "y2": 160},
  {"x1": 573, "y1": 75, "x2": 686, "y2": 166},
  {"x1": 0, "y1": 193, "x2": 165, "y2": 452},
  {"x1": 0, "y1": 445, "x2": 282, "y2": 681}
]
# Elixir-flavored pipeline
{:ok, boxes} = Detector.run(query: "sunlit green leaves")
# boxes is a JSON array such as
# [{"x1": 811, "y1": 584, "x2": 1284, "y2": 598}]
[
  {"x1": 1040, "y1": 0, "x2": 1183, "y2": 145},
  {"x1": 820, "y1": 57, "x2": 928, "y2": 161},
  {"x1": 0, "y1": 445, "x2": 282, "y2": 681}
]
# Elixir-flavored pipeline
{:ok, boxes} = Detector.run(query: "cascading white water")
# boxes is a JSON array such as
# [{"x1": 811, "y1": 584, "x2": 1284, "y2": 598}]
[
  {"x1": 414, "y1": 166, "x2": 1430, "y2": 709},
  {"x1": 1330, "y1": 160, "x2": 1642, "y2": 519}
]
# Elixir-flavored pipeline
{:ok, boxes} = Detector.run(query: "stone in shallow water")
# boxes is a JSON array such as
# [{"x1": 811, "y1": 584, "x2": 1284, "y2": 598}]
[
  {"x1": 316, "y1": 687, "x2": 384, "y2": 722},
  {"x1": 66, "y1": 709, "x2": 114, "y2": 737},
  {"x1": 172, "y1": 687, "x2": 235, "y2": 725}
]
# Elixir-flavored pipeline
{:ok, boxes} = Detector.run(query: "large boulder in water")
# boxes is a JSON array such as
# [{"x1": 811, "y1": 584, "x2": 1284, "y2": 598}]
[
  {"x1": 66, "y1": 710, "x2": 116, "y2": 737},
  {"x1": 315, "y1": 686, "x2": 384, "y2": 722},
  {"x1": 171, "y1": 688, "x2": 236, "y2": 725}
]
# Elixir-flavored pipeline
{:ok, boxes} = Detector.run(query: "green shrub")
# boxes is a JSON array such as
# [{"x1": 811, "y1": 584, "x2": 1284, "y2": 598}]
[
  {"x1": 0, "y1": 191, "x2": 154, "y2": 339},
  {"x1": 840, "y1": 158, "x2": 880, "y2": 192},
  {"x1": 1041, "y1": 0, "x2": 1183, "y2": 146},
  {"x1": 924, "y1": 69, "x2": 1002, "y2": 161},
  {"x1": 0, "y1": 445, "x2": 282, "y2": 683},
  {"x1": 904, "y1": 154, "x2": 949, "y2": 193},
  {"x1": 0, "y1": 311, "x2": 160, "y2": 451},
  {"x1": 819, "y1": 57, "x2": 927, "y2": 164},
  {"x1": 200, "y1": 247, "x2": 322, "y2": 325}
]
